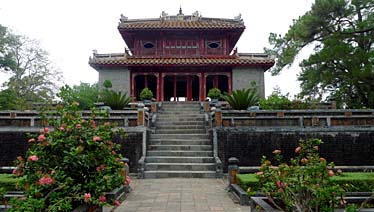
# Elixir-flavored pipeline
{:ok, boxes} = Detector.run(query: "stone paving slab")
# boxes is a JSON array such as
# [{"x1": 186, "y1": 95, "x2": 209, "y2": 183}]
[{"x1": 114, "y1": 178, "x2": 250, "y2": 212}]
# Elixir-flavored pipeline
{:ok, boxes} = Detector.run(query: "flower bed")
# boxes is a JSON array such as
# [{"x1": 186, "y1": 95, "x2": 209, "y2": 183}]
[{"x1": 237, "y1": 172, "x2": 374, "y2": 194}]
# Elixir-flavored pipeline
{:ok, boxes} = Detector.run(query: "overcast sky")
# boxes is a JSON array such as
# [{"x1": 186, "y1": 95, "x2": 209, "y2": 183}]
[{"x1": 0, "y1": 0, "x2": 313, "y2": 97}]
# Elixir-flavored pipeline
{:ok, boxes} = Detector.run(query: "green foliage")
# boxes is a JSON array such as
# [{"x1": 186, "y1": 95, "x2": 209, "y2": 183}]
[
  {"x1": 207, "y1": 88, "x2": 222, "y2": 99},
  {"x1": 57, "y1": 83, "x2": 99, "y2": 110},
  {"x1": 10, "y1": 103, "x2": 126, "y2": 211},
  {"x1": 0, "y1": 89, "x2": 18, "y2": 110},
  {"x1": 1, "y1": 24, "x2": 62, "y2": 109},
  {"x1": 102, "y1": 80, "x2": 112, "y2": 89},
  {"x1": 222, "y1": 88, "x2": 259, "y2": 110},
  {"x1": 257, "y1": 138, "x2": 345, "y2": 211},
  {"x1": 0, "y1": 174, "x2": 23, "y2": 192},
  {"x1": 259, "y1": 88, "x2": 293, "y2": 110},
  {"x1": 140, "y1": 87, "x2": 153, "y2": 100},
  {"x1": 101, "y1": 90, "x2": 131, "y2": 110},
  {"x1": 266, "y1": 0, "x2": 374, "y2": 108}
]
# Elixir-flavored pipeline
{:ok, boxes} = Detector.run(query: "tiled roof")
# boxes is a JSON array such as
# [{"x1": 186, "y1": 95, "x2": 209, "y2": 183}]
[
  {"x1": 119, "y1": 20, "x2": 245, "y2": 30},
  {"x1": 89, "y1": 55, "x2": 274, "y2": 69}
]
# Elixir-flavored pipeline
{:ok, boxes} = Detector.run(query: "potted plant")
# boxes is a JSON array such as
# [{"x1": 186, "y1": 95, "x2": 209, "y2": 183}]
[
  {"x1": 140, "y1": 88, "x2": 153, "y2": 104},
  {"x1": 207, "y1": 88, "x2": 221, "y2": 103}
]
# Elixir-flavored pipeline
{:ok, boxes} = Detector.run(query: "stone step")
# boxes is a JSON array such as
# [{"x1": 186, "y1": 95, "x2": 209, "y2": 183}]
[
  {"x1": 145, "y1": 163, "x2": 216, "y2": 171},
  {"x1": 155, "y1": 129, "x2": 206, "y2": 134},
  {"x1": 147, "y1": 150, "x2": 213, "y2": 157},
  {"x1": 146, "y1": 156, "x2": 215, "y2": 163},
  {"x1": 150, "y1": 134, "x2": 209, "y2": 140},
  {"x1": 156, "y1": 125, "x2": 205, "y2": 130},
  {"x1": 157, "y1": 117, "x2": 204, "y2": 121},
  {"x1": 144, "y1": 170, "x2": 216, "y2": 178},
  {"x1": 156, "y1": 121, "x2": 205, "y2": 126},
  {"x1": 149, "y1": 139, "x2": 211, "y2": 145},
  {"x1": 148, "y1": 145, "x2": 212, "y2": 151},
  {"x1": 159, "y1": 110, "x2": 201, "y2": 114}
]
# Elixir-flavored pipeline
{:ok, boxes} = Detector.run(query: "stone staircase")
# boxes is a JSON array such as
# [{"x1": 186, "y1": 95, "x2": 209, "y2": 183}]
[{"x1": 144, "y1": 102, "x2": 216, "y2": 178}]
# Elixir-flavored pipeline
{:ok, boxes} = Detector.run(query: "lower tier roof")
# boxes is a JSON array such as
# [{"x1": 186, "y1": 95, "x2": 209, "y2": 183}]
[{"x1": 89, "y1": 54, "x2": 274, "y2": 70}]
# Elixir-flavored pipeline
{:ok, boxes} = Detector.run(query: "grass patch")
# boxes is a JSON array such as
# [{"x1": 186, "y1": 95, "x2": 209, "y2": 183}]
[
  {"x1": 237, "y1": 172, "x2": 374, "y2": 194},
  {"x1": 0, "y1": 174, "x2": 23, "y2": 192}
]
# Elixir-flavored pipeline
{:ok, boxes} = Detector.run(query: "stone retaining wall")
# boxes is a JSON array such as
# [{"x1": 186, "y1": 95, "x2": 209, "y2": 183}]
[
  {"x1": 0, "y1": 128, "x2": 143, "y2": 173},
  {"x1": 216, "y1": 127, "x2": 374, "y2": 172}
]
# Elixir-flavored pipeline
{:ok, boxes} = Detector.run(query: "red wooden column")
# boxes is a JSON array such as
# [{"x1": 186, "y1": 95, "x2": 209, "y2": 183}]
[
  {"x1": 228, "y1": 72, "x2": 232, "y2": 94},
  {"x1": 173, "y1": 75, "x2": 177, "y2": 102},
  {"x1": 156, "y1": 73, "x2": 160, "y2": 101},
  {"x1": 130, "y1": 72, "x2": 135, "y2": 99},
  {"x1": 161, "y1": 73, "x2": 165, "y2": 101},
  {"x1": 199, "y1": 72, "x2": 205, "y2": 101},
  {"x1": 186, "y1": 75, "x2": 192, "y2": 101}
]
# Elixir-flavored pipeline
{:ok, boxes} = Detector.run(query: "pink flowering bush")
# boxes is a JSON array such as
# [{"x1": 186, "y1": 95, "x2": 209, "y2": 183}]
[
  {"x1": 257, "y1": 138, "x2": 345, "y2": 212},
  {"x1": 10, "y1": 102, "x2": 127, "y2": 211}
]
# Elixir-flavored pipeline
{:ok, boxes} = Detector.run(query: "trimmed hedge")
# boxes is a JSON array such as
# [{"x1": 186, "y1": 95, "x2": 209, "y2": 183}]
[
  {"x1": 237, "y1": 172, "x2": 374, "y2": 194},
  {"x1": 0, "y1": 174, "x2": 23, "y2": 192}
]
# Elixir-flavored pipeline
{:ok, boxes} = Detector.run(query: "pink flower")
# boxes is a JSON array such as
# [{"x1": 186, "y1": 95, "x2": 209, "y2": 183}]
[
  {"x1": 96, "y1": 166, "x2": 101, "y2": 172},
  {"x1": 28, "y1": 138, "x2": 35, "y2": 143},
  {"x1": 76, "y1": 124, "x2": 81, "y2": 129},
  {"x1": 278, "y1": 188, "x2": 284, "y2": 193},
  {"x1": 319, "y1": 157, "x2": 326, "y2": 163},
  {"x1": 301, "y1": 158, "x2": 308, "y2": 164},
  {"x1": 272, "y1": 149, "x2": 281, "y2": 154},
  {"x1": 125, "y1": 176, "x2": 131, "y2": 186},
  {"x1": 38, "y1": 134, "x2": 46, "y2": 142},
  {"x1": 276, "y1": 180, "x2": 282, "y2": 188},
  {"x1": 84, "y1": 193, "x2": 91, "y2": 202},
  {"x1": 256, "y1": 171, "x2": 264, "y2": 175},
  {"x1": 81, "y1": 119, "x2": 87, "y2": 124},
  {"x1": 39, "y1": 175, "x2": 53, "y2": 185},
  {"x1": 99, "y1": 195, "x2": 106, "y2": 203},
  {"x1": 328, "y1": 170, "x2": 334, "y2": 177},
  {"x1": 295, "y1": 146, "x2": 302, "y2": 153},
  {"x1": 12, "y1": 169, "x2": 17, "y2": 175},
  {"x1": 59, "y1": 126, "x2": 65, "y2": 131},
  {"x1": 114, "y1": 200, "x2": 121, "y2": 206},
  {"x1": 93, "y1": 136, "x2": 101, "y2": 142},
  {"x1": 28, "y1": 155, "x2": 39, "y2": 161},
  {"x1": 40, "y1": 128, "x2": 49, "y2": 134}
]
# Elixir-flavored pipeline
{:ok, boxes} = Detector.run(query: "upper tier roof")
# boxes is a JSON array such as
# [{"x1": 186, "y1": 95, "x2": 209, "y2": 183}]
[{"x1": 118, "y1": 11, "x2": 245, "y2": 30}]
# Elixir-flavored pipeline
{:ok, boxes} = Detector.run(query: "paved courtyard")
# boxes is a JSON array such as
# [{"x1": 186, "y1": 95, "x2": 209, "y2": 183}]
[{"x1": 114, "y1": 178, "x2": 250, "y2": 212}]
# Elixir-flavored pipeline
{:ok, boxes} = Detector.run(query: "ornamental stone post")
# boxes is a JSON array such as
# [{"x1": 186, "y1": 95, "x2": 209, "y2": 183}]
[
  {"x1": 228, "y1": 157, "x2": 239, "y2": 185},
  {"x1": 137, "y1": 103, "x2": 145, "y2": 126}
]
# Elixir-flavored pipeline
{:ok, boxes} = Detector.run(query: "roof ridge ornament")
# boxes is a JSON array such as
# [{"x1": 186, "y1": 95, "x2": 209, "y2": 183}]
[
  {"x1": 234, "y1": 13, "x2": 243, "y2": 23},
  {"x1": 178, "y1": 6, "x2": 183, "y2": 15},
  {"x1": 120, "y1": 14, "x2": 128, "y2": 22}
]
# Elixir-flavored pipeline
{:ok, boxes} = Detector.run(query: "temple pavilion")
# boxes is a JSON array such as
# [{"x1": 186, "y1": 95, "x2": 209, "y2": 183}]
[{"x1": 89, "y1": 9, "x2": 274, "y2": 101}]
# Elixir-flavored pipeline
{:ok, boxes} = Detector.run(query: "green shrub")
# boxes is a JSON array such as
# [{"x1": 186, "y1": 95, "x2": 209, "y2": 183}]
[
  {"x1": 257, "y1": 138, "x2": 344, "y2": 211},
  {"x1": 102, "y1": 80, "x2": 112, "y2": 89},
  {"x1": 101, "y1": 90, "x2": 131, "y2": 110},
  {"x1": 0, "y1": 174, "x2": 23, "y2": 192},
  {"x1": 207, "y1": 88, "x2": 221, "y2": 99},
  {"x1": 222, "y1": 88, "x2": 259, "y2": 110},
  {"x1": 140, "y1": 88, "x2": 153, "y2": 100},
  {"x1": 57, "y1": 83, "x2": 99, "y2": 110},
  {"x1": 9, "y1": 102, "x2": 127, "y2": 211}
]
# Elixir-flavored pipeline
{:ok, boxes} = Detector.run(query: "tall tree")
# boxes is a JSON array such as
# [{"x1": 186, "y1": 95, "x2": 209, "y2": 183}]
[
  {"x1": 0, "y1": 24, "x2": 62, "y2": 109},
  {"x1": 266, "y1": 0, "x2": 374, "y2": 108}
]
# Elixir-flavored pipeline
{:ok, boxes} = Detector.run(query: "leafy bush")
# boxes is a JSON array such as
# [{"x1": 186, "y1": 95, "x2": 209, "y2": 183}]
[
  {"x1": 257, "y1": 138, "x2": 345, "y2": 211},
  {"x1": 57, "y1": 83, "x2": 99, "y2": 110},
  {"x1": 101, "y1": 90, "x2": 131, "y2": 110},
  {"x1": 102, "y1": 80, "x2": 112, "y2": 89},
  {"x1": 207, "y1": 88, "x2": 221, "y2": 99},
  {"x1": 222, "y1": 88, "x2": 259, "y2": 110},
  {"x1": 0, "y1": 174, "x2": 23, "y2": 192},
  {"x1": 10, "y1": 102, "x2": 126, "y2": 211},
  {"x1": 140, "y1": 88, "x2": 153, "y2": 100},
  {"x1": 259, "y1": 92, "x2": 293, "y2": 110}
]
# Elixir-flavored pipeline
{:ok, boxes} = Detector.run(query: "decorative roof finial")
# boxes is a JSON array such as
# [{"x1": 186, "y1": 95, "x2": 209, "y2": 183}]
[{"x1": 178, "y1": 6, "x2": 183, "y2": 15}]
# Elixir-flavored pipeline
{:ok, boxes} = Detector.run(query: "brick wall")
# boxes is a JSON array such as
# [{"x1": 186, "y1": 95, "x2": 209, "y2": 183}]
[
  {"x1": 0, "y1": 130, "x2": 143, "y2": 173},
  {"x1": 216, "y1": 127, "x2": 374, "y2": 172}
]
